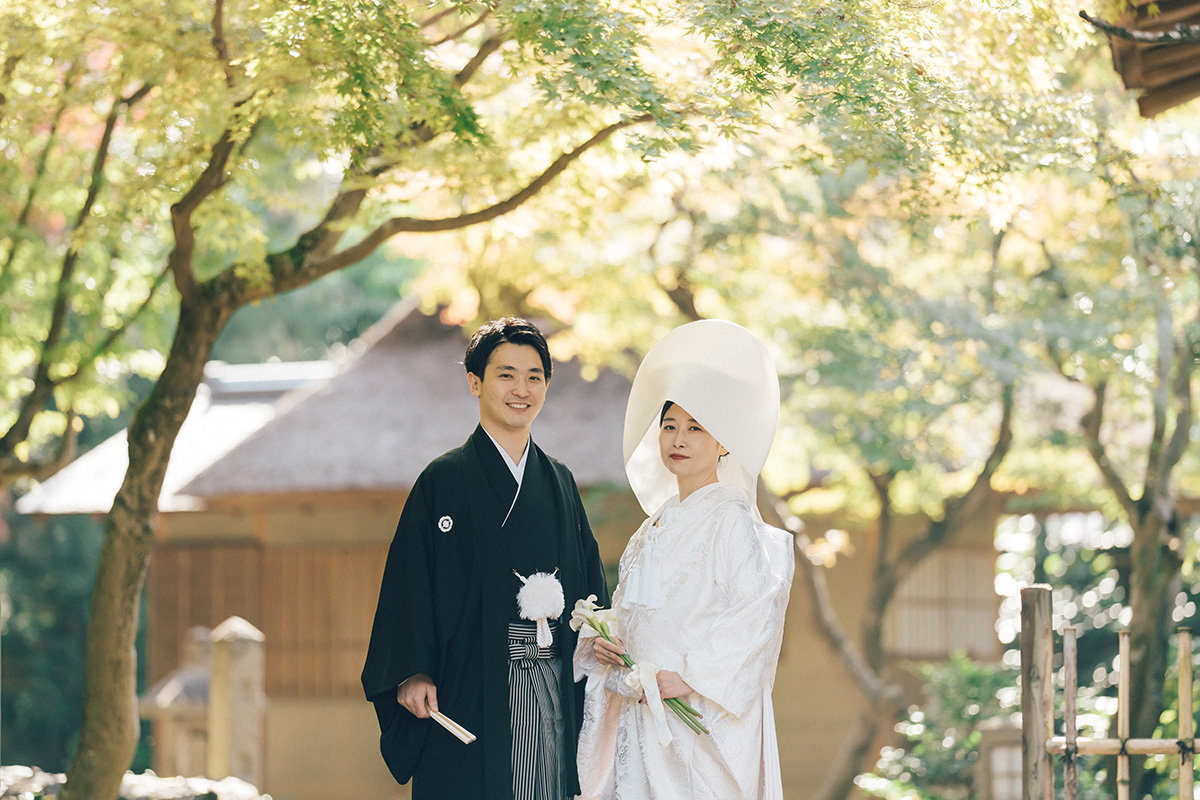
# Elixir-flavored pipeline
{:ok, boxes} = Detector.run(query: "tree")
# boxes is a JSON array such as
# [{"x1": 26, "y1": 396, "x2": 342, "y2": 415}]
[
  {"x1": 1026, "y1": 152, "x2": 1200, "y2": 795},
  {"x1": 2, "y1": 1, "x2": 964, "y2": 797}
]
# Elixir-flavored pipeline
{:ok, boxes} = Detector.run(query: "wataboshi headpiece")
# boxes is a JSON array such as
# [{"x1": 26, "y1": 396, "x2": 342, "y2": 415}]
[{"x1": 622, "y1": 319, "x2": 781, "y2": 516}]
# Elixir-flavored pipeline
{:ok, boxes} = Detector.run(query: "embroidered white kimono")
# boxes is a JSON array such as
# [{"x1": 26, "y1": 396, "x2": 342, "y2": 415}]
[{"x1": 574, "y1": 482, "x2": 794, "y2": 800}]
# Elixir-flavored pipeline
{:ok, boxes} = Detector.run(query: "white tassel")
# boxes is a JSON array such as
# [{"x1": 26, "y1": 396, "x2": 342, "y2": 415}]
[{"x1": 514, "y1": 570, "x2": 565, "y2": 648}]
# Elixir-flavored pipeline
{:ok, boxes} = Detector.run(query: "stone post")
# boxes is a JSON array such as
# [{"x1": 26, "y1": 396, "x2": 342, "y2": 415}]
[{"x1": 207, "y1": 616, "x2": 265, "y2": 786}]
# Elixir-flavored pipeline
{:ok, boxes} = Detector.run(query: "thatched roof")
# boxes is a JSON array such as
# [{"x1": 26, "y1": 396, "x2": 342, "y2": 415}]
[
  {"x1": 1098, "y1": 0, "x2": 1200, "y2": 116},
  {"x1": 15, "y1": 361, "x2": 335, "y2": 515},
  {"x1": 179, "y1": 303, "x2": 631, "y2": 500}
]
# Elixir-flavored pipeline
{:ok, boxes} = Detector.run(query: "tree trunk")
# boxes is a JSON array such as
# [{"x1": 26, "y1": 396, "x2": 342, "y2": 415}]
[
  {"x1": 1126, "y1": 511, "x2": 1183, "y2": 796},
  {"x1": 803, "y1": 388, "x2": 1012, "y2": 800},
  {"x1": 61, "y1": 299, "x2": 232, "y2": 800},
  {"x1": 813, "y1": 709, "x2": 882, "y2": 800}
]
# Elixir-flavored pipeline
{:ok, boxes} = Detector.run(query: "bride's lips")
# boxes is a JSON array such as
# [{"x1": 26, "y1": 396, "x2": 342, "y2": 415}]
[{"x1": 669, "y1": 454, "x2": 688, "y2": 460}]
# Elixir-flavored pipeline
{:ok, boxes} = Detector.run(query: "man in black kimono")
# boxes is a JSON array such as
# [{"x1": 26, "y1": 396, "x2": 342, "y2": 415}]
[{"x1": 362, "y1": 317, "x2": 610, "y2": 800}]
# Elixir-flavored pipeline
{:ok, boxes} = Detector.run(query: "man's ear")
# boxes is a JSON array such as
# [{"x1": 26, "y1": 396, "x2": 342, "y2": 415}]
[{"x1": 467, "y1": 372, "x2": 482, "y2": 398}]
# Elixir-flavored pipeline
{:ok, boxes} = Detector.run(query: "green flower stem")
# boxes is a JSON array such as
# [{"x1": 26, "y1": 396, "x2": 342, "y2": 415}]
[
  {"x1": 588, "y1": 615, "x2": 710, "y2": 735},
  {"x1": 665, "y1": 697, "x2": 710, "y2": 734}
]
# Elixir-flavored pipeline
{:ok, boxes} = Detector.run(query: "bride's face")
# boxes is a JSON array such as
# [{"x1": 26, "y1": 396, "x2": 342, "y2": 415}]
[{"x1": 658, "y1": 403, "x2": 728, "y2": 482}]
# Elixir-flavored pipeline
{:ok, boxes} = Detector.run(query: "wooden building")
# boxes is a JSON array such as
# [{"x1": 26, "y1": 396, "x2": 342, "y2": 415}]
[
  {"x1": 1099, "y1": 0, "x2": 1200, "y2": 116},
  {"x1": 17, "y1": 303, "x2": 1009, "y2": 800}
]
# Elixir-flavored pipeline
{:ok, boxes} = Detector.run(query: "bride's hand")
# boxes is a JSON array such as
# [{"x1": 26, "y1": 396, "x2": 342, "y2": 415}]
[
  {"x1": 655, "y1": 670, "x2": 693, "y2": 700},
  {"x1": 593, "y1": 636, "x2": 627, "y2": 666}
]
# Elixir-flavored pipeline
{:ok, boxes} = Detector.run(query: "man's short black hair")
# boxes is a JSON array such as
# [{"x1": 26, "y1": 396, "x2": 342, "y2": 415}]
[{"x1": 464, "y1": 317, "x2": 553, "y2": 380}]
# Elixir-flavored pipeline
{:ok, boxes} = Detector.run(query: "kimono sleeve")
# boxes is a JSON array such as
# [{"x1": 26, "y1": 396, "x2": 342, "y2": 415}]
[
  {"x1": 360, "y1": 470, "x2": 441, "y2": 782},
  {"x1": 677, "y1": 507, "x2": 794, "y2": 718}
]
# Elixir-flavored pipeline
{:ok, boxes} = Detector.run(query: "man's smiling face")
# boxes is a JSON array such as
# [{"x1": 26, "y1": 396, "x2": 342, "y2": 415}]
[{"x1": 468, "y1": 342, "x2": 548, "y2": 436}]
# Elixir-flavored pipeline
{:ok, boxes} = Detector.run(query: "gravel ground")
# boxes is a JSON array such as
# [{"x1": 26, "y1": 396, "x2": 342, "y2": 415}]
[{"x1": 0, "y1": 765, "x2": 265, "y2": 800}]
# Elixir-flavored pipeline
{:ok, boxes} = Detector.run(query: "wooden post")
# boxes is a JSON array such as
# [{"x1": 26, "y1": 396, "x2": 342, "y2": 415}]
[
  {"x1": 1, "y1": 590, "x2": 7, "y2": 764},
  {"x1": 207, "y1": 616, "x2": 265, "y2": 787},
  {"x1": 1118, "y1": 631, "x2": 1130, "y2": 800},
  {"x1": 1022, "y1": 585, "x2": 1054, "y2": 800},
  {"x1": 1179, "y1": 628, "x2": 1193, "y2": 800},
  {"x1": 1064, "y1": 627, "x2": 1078, "y2": 800}
]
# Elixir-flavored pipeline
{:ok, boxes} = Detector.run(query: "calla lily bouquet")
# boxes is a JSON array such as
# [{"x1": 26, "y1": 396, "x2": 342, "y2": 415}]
[{"x1": 569, "y1": 594, "x2": 709, "y2": 735}]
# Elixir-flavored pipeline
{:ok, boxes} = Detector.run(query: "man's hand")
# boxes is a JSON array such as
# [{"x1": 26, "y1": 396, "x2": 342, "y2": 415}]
[
  {"x1": 593, "y1": 635, "x2": 627, "y2": 667},
  {"x1": 397, "y1": 673, "x2": 438, "y2": 718}
]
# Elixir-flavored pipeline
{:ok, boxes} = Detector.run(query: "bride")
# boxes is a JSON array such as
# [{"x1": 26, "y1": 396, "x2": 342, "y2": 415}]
[{"x1": 573, "y1": 320, "x2": 794, "y2": 800}]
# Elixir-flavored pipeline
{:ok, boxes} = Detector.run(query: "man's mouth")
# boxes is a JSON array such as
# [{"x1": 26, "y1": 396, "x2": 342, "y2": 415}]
[{"x1": 508, "y1": 402, "x2": 531, "y2": 410}]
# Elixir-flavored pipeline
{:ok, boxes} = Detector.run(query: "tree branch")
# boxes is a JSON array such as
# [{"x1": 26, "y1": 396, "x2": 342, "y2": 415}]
[
  {"x1": 431, "y1": 8, "x2": 494, "y2": 48},
  {"x1": 0, "y1": 54, "x2": 19, "y2": 119},
  {"x1": 880, "y1": 383, "x2": 1015, "y2": 615},
  {"x1": 212, "y1": 0, "x2": 238, "y2": 89},
  {"x1": 773, "y1": 471, "x2": 829, "y2": 502},
  {"x1": 649, "y1": 195, "x2": 705, "y2": 321},
  {"x1": 0, "y1": 84, "x2": 149, "y2": 459},
  {"x1": 1036, "y1": 240, "x2": 1071, "y2": 300},
  {"x1": 757, "y1": 484, "x2": 904, "y2": 710},
  {"x1": 168, "y1": 129, "x2": 238, "y2": 307},
  {"x1": 1082, "y1": 380, "x2": 1141, "y2": 521},
  {"x1": 56, "y1": 266, "x2": 173, "y2": 387},
  {"x1": 1158, "y1": 332, "x2": 1194, "y2": 488},
  {"x1": 455, "y1": 33, "x2": 505, "y2": 87},
  {"x1": 295, "y1": 31, "x2": 508, "y2": 242},
  {"x1": 0, "y1": 411, "x2": 78, "y2": 486},
  {"x1": 941, "y1": 381, "x2": 1015, "y2": 531},
  {"x1": 1080, "y1": 10, "x2": 1200, "y2": 43},
  {"x1": 0, "y1": 66, "x2": 77, "y2": 303},
  {"x1": 985, "y1": 228, "x2": 1006, "y2": 314},
  {"x1": 346, "y1": 33, "x2": 505, "y2": 180},
  {"x1": 13, "y1": 90, "x2": 69, "y2": 225},
  {"x1": 870, "y1": 470, "x2": 894, "y2": 584},
  {"x1": 860, "y1": 469, "x2": 899, "y2": 669},
  {"x1": 656, "y1": 265, "x2": 703, "y2": 321},
  {"x1": 1143, "y1": 266, "x2": 1174, "y2": 501},
  {"x1": 78, "y1": 86, "x2": 152, "y2": 226},
  {"x1": 420, "y1": 4, "x2": 462, "y2": 29},
  {"x1": 267, "y1": 114, "x2": 653, "y2": 294}
]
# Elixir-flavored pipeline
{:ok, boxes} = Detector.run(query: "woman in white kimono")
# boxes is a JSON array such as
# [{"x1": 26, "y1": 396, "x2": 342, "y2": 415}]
[{"x1": 574, "y1": 319, "x2": 795, "y2": 800}]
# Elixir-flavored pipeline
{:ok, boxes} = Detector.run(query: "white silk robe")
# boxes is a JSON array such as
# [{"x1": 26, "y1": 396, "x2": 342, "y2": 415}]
[{"x1": 574, "y1": 482, "x2": 794, "y2": 800}]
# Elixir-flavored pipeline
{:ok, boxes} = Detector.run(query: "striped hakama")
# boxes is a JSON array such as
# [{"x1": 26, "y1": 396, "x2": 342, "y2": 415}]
[{"x1": 508, "y1": 620, "x2": 565, "y2": 800}]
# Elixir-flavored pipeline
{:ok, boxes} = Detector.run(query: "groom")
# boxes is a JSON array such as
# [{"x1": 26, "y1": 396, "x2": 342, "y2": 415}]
[{"x1": 362, "y1": 317, "x2": 610, "y2": 800}]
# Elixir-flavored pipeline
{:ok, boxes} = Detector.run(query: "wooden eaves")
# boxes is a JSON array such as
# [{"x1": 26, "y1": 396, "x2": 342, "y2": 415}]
[{"x1": 1081, "y1": 0, "x2": 1200, "y2": 117}]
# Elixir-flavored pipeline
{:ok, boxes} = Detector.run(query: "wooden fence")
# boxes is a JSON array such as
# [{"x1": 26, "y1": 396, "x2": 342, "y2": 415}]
[{"x1": 1021, "y1": 584, "x2": 1195, "y2": 800}]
